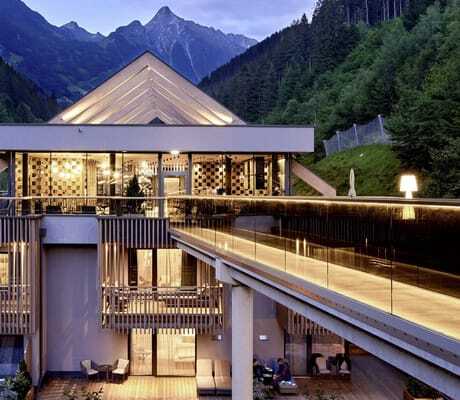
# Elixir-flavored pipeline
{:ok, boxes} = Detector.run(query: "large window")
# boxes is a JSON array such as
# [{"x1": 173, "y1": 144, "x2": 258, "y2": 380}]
[{"x1": 0, "y1": 253, "x2": 8, "y2": 286}]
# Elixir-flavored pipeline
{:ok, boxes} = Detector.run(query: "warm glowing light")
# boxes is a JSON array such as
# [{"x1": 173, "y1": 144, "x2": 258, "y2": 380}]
[
  {"x1": 400, "y1": 175, "x2": 418, "y2": 199},
  {"x1": 170, "y1": 150, "x2": 180, "y2": 156}
]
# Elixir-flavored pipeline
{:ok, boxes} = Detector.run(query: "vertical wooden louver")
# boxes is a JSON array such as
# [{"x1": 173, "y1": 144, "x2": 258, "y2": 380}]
[
  {"x1": 0, "y1": 217, "x2": 40, "y2": 335},
  {"x1": 277, "y1": 304, "x2": 330, "y2": 336},
  {"x1": 97, "y1": 216, "x2": 224, "y2": 334}
]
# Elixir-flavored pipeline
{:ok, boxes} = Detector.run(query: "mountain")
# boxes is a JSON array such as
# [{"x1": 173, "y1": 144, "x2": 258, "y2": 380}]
[
  {"x1": 0, "y1": 57, "x2": 59, "y2": 122},
  {"x1": 60, "y1": 21, "x2": 104, "y2": 43},
  {"x1": 0, "y1": 1, "x2": 256, "y2": 103},
  {"x1": 200, "y1": 0, "x2": 460, "y2": 197},
  {"x1": 106, "y1": 6, "x2": 257, "y2": 85}
]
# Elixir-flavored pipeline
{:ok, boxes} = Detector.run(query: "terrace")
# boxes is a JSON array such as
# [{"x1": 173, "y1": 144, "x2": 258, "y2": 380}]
[
  {"x1": 168, "y1": 196, "x2": 460, "y2": 343},
  {"x1": 36, "y1": 356, "x2": 405, "y2": 400}
]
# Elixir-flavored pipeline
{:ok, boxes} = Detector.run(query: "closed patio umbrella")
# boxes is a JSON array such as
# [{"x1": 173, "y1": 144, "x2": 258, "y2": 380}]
[{"x1": 348, "y1": 168, "x2": 356, "y2": 198}]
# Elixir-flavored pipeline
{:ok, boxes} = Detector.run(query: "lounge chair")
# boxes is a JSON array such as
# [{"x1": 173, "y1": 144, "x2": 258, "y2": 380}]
[
  {"x1": 214, "y1": 360, "x2": 232, "y2": 396},
  {"x1": 338, "y1": 360, "x2": 351, "y2": 377},
  {"x1": 112, "y1": 359, "x2": 129, "y2": 382},
  {"x1": 196, "y1": 359, "x2": 216, "y2": 396},
  {"x1": 316, "y1": 357, "x2": 330, "y2": 376},
  {"x1": 80, "y1": 360, "x2": 98, "y2": 380}
]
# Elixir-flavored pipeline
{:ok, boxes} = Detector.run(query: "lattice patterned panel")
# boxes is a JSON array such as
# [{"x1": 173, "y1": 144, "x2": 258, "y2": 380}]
[{"x1": 193, "y1": 160, "x2": 271, "y2": 196}]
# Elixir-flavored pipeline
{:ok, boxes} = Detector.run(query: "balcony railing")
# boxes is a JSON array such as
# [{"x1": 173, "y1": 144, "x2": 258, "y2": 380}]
[
  {"x1": 168, "y1": 196, "x2": 460, "y2": 343},
  {"x1": 0, "y1": 285, "x2": 32, "y2": 335},
  {"x1": 101, "y1": 285, "x2": 224, "y2": 334},
  {"x1": 0, "y1": 196, "x2": 166, "y2": 217}
]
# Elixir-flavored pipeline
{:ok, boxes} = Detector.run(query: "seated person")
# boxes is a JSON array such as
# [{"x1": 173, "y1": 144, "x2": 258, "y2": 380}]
[
  {"x1": 253, "y1": 357, "x2": 265, "y2": 380},
  {"x1": 274, "y1": 359, "x2": 292, "y2": 387}
]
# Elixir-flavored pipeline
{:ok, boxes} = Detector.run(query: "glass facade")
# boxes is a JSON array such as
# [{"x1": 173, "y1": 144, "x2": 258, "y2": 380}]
[{"x1": 13, "y1": 152, "x2": 287, "y2": 201}]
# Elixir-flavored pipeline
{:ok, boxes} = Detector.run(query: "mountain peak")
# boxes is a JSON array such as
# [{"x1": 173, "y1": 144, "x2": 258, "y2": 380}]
[
  {"x1": 60, "y1": 21, "x2": 104, "y2": 42},
  {"x1": 62, "y1": 21, "x2": 80, "y2": 30},
  {"x1": 147, "y1": 6, "x2": 180, "y2": 26},
  {"x1": 157, "y1": 6, "x2": 173, "y2": 16}
]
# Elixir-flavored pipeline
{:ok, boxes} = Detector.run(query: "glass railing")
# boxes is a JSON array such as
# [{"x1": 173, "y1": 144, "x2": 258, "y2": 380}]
[
  {"x1": 167, "y1": 196, "x2": 460, "y2": 342},
  {"x1": 0, "y1": 196, "x2": 166, "y2": 217}
]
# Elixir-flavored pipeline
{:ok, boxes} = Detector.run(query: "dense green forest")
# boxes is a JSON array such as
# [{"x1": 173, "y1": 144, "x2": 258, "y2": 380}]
[
  {"x1": 0, "y1": 57, "x2": 59, "y2": 123},
  {"x1": 201, "y1": 0, "x2": 460, "y2": 197}
]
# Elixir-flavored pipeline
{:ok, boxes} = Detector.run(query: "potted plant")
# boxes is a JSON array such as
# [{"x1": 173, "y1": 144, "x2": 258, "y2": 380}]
[
  {"x1": 404, "y1": 378, "x2": 441, "y2": 400},
  {"x1": 2, "y1": 361, "x2": 32, "y2": 400},
  {"x1": 126, "y1": 175, "x2": 145, "y2": 214}
]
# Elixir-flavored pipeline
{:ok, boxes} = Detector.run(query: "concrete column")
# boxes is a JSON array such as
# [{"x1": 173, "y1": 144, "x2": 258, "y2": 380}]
[{"x1": 232, "y1": 285, "x2": 253, "y2": 399}]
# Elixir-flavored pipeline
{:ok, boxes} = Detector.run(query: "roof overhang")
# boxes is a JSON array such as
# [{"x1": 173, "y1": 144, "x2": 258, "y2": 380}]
[{"x1": 0, "y1": 125, "x2": 314, "y2": 153}]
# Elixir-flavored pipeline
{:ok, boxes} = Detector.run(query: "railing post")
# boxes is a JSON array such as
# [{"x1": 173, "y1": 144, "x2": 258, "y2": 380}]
[
  {"x1": 378, "y1": 114, "x2": 386, "y2": 139},
  {"x1": 353, "y1": 123, "x2": 359, "y2": 146}
]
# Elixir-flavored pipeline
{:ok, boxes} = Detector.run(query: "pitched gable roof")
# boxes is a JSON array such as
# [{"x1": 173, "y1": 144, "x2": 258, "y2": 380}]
[{"x1": 50, "y1": 52, "x2": 244, "y2": 126}]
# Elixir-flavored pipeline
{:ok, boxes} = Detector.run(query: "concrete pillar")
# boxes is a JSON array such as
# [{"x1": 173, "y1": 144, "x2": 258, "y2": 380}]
[{"x1": 232, "y1": 285, "x2": 253, "y2": 399}]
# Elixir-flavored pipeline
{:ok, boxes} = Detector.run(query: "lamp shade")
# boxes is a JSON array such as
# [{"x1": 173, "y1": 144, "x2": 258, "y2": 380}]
[{"x1": 400, "y1": 175, "x2": 418, "y2": 193}]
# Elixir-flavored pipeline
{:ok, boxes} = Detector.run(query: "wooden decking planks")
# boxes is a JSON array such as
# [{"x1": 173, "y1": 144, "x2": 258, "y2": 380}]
[{"x1": 37, "y1": 356, "x2": 405, "y2": 400}]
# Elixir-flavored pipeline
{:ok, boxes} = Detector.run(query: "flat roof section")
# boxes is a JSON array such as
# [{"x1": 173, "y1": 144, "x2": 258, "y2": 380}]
[{"x1": 0, "y1": 125, "x2": 314, "y2": 153}]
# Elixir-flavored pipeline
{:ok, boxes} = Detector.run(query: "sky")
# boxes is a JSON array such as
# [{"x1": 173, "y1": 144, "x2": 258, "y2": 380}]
[{"x1": 22, "y1": 0, "x2": 315, "y2": 41}]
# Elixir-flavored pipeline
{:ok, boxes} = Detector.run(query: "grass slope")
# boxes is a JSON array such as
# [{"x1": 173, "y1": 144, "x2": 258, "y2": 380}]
[{"x1": 295, "y1": 144, "x2": 401, "y2": 196}]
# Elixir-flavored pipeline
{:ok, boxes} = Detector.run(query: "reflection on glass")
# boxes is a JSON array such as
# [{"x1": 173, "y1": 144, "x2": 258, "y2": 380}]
[
  {"x1": 131, "y1": 329, "x2": 153, "y2": 375},
  {"x1": 122, "y1": 154, "x2": 158, "y2": 196},
  {"x1": 157, "y1": 249, "x2": 182, "y2": 289},
  {"x1": 156, "y1": 329, "x2": 195, "y2": 376},
  {"x1": 137, "y1": 250, "x2": 153, "y2": 288},
  {"x1": 0, "y1": 253, "x2": 8, "y2": 286}
]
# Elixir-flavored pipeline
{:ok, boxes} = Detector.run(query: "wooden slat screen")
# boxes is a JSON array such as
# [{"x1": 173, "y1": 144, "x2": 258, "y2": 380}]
[
  {"x1": 0, "y1": 217, "x2": 40, "y2": 335},
  {"x1": 101, "y1": 286, "x2": 223, "y2": 334},
  {"x1": 98, "y1": 217, "x2": 172, "y2": 248},
  {"x1": 287, "y1": 309, "x2": 331, "y2": 336}
]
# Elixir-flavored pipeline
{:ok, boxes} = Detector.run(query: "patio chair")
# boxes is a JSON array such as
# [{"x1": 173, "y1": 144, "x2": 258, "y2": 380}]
[
  {"x1": 214, "y1": 360, "x2": 231, "y2": 396},
  {"x1": 338, "y1": 360, "x2": 351, "y2": 377},
  {"x1": 112, "y1": 359, "x2": 129, "y2": 382},
  {"x1": 316, "y1": 357, "x2": 331, "y2": 376},
  {"x1": 80, "y1": 360, "x2": 99, "y2": 380},
  {"x1": 196, "y1": 359, "x2": 216, "y2": 396}
]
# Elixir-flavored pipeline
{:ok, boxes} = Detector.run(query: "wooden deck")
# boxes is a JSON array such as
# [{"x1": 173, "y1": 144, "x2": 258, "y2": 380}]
[{"x1": 37, "y1": 356, "x2": 406, "y2": 400}]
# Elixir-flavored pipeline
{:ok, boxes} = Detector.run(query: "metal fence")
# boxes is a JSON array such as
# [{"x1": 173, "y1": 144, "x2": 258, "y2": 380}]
[{"x1": 323, "y1": 115, "x2": 391, "y2": 156}]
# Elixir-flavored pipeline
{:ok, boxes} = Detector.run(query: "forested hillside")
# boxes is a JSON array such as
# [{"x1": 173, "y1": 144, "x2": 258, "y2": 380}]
[
  {"x1": 0, "y1": 58, "x2": 59, "y2": 122},
  {"x1": 200, "y1": 0, "x2": 460, "y2": 197}
]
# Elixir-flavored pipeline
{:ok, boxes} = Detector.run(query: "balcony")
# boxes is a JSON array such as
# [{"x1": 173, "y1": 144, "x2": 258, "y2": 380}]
[
  {"x1": 101, "y1": 285, "x2": 224, "y2": 334},
  {"x1": 168, "y1": 196, "x2": 460, "y2": 343},
  {"x1": 0, "y1": 196, "x2": 165, "y2": 217},
  {"x1": 0, "y1": 216, "x2": 40, "y2": 335}
]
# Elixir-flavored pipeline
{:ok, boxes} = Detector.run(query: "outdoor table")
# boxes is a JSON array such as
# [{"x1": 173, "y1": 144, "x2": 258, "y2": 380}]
[{"x1": 96, "y1": 364, "x2": 113, "y2": 382}]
